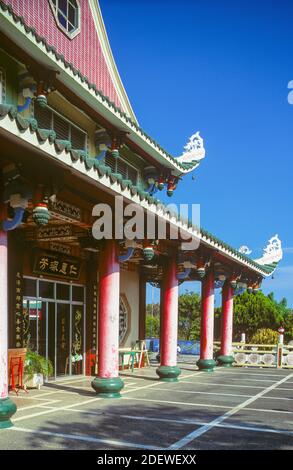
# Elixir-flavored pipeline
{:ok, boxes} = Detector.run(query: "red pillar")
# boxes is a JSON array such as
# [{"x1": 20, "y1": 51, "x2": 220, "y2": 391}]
[
  {"x1": 91, "y1": 240, "x2": 124, "y2": 397},
  {"x1": 156, "y1": 257, "x2": 181, "y2": 381},
  {"x1": 0, "y1": 223, "x2": 17, "y2": 427},
  {"x1": 196, "y1": 269, "x2": 216, "y2": 372},
  {"x1": 218, "y1": 280, "x2": 235, "y2": 367}
]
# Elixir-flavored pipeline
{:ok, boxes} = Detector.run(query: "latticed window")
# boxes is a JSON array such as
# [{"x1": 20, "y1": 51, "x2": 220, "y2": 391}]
[
  {"x1": 119, "y1": 295, "x2": 130, "y2": 346},
  {"x1": 54, "y1": 113, "x2": 69, "y2": 140},
  {"x1": 34, "y1": 102, "x2": 52, "y2": 129},
  {"x1": 71, "y1": 125, "x2": 86, "y2": 149},
  {"x1": 0, "y1": 68, "x2": 6, "y2": 104},
  {"x1": 34, "y1": 102, "x2": 87, "y2": 150},
  {"x1": 49, "y1": 0, "x2": 80, "y2": 38},
  {"x1": 105, "y1": 153, "x2": 138, "y2": 186},
  {"x1": 117, "y1": 159, "x2": 127, "y2": 180}
]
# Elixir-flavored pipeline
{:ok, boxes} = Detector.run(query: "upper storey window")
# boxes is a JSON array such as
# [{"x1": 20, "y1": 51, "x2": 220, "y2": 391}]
[{"x1": 49, "y1": 0, "x2": 80, "y2": 39}]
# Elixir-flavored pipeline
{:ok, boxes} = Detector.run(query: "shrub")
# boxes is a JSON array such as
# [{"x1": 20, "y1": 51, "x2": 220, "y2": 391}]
[
  {"x1": 24, "y1": 350, "x2": 53, "y2": 379},
  {"x1": 251, "y1": 328, "x2": 279, "y2": 345}
]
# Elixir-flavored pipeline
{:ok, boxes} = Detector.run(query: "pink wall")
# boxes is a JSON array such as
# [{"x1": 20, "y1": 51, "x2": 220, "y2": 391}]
[{"x1": 3, "y1": 0, "x2": 123, "y2": 110}]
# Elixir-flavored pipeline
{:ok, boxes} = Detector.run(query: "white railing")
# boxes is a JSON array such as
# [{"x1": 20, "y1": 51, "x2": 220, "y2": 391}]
[{"x1": 214, "y1": 341, "x2": 293, "y2": 369}]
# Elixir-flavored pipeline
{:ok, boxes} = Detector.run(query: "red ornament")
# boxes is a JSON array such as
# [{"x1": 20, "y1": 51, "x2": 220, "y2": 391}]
[{"x1": 167, "y1": 177, "x2": 177, "y2": 197}]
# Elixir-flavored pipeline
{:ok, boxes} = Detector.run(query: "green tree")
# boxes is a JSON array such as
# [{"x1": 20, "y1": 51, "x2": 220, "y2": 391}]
[
  {"x1": 146, "y1": 302, "x2": 160, "y2": 317},
  {"x1": 146, "y1": 290, "x2": 201, "y2": 340},
  {"x1": 178, "y1": 291, "x2": 201, "y2": 340},
  {"x1": 145, "y1": 288, "x2": 293, "y2": 344},
  {"x1": 233, "y1": 290, "x2": 292, "y2": 341},
  {"x1": 145, "y1": 314, "x2": 160, "y2": 337}
]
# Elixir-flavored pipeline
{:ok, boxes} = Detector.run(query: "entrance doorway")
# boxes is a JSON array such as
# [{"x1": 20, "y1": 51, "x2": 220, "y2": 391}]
[{"x1": 23, "y1": 277, "x2": 86, "y2": 380}]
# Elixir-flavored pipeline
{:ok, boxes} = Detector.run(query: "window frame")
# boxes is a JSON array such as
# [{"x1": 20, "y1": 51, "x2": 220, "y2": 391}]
[{"x1": 49, "y1": 0, "x2": 81, "y2": 39}]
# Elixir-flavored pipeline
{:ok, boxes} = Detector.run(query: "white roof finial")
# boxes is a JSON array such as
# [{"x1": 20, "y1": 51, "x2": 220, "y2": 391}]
[
  {"x1": 254, "y1": 234, "x2": 283, "y2": 266},
  {"x1": 177, "y1": 131, "x2": 206, "y2": 164}
]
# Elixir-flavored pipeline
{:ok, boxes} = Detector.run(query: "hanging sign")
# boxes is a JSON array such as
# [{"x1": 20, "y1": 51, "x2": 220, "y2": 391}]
[
  {"x1": 92, "y1": 284, "x2": 97, "y2": 350},
  {"x1": 14, "y1": 271, "x2": 28, "y2": 348},
  {"x1": 33, "y1": 250, "x2": 81, "y2": 280}
]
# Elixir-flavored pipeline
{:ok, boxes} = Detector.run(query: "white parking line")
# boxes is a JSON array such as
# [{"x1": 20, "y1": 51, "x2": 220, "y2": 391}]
[
  {"x1": 14, "y1": 400, "x2": 61, "y2": 411},
  {"x1": 113, "y1": 413, "x2": 293, "y2": 437},
  {"x1": 244, "y1": 407, "x2": 293, "y2": 415},
  {"x1": 31, "y1": 405, "x2": 293, "y2": 438},
  {"x1": 49, "y1": 378, "x2": 90, "y2": 386},
  {"x1": 122, "y1": 396, "x2": 232, "y2": 410},
  {"x1": 11, "y1": 376, "x2": 181, "y2": 423},
  {"x1": 154, "y1": 388, "x2": 252, "y2": 398},
  {"x1": 220, "y1": 378, "x2": 277, "y2": 383},
  {"x1": 152, "y1": 387, "x2": 293, "y2": 401},
  {"x1": 17, "y1": 390, "x2": 81, "y2": 398},
  {"x1": 168, "y1": 373, "x2": 293, "y2": 449},
  {"x1": 215, "y1": 370, "x2": 289, "y2": 377},
  {"x1": 275, "y1": 387, "x2": 293, "y2": 391},
  {"x1": 10, "y1": 395, "x2": 58, "y2": 401},
  {"x1": 10, "y1": 426, "x2": 163, "y2": 450},
  {"x1": 173, "y1": 381, "x2": 267, "y2": 389}
]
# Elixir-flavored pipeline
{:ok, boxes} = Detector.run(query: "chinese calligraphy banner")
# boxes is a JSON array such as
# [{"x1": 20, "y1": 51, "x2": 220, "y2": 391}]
[{"x1": 33, "y1": 251, "x2": 81, "y2": 280}]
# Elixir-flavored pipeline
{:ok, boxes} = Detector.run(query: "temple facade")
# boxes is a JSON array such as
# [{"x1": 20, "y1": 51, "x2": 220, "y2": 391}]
[{"x1": 0, "y1": 0, "x2": 282, "y2": 428}]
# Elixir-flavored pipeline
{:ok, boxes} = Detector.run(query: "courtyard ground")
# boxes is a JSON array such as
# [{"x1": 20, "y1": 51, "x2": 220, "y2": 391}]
[{"x1": 0, "y1": 361, "x2": 292, "y2": 450}]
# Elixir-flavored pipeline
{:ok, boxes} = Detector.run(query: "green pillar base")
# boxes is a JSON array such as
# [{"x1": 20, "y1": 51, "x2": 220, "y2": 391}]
[
  {"x1": 217, "y1": 355, "x2": 235, "y2": 367},
  {"x1": 196, "y1": 358, "x2": 217, "y2": 372},
  {"x1": 156, "y1": 365, "x2": 181, "y2": 382},
  {"x1": 0, "y1": 397, "x2": 17, "y2": 429},
  {"x1": 91, "y1": 376, "x2": 124, "y2": 398}
]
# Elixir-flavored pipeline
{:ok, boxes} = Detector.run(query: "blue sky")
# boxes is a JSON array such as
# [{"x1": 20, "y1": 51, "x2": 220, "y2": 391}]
[{"x1": 100, "y1": 0, "x2": 293, "y2": 306}]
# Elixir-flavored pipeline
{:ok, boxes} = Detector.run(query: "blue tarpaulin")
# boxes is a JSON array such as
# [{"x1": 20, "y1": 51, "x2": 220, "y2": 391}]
[{"x1": 146, "y1": 338, "x2": 200, "y2": 355}]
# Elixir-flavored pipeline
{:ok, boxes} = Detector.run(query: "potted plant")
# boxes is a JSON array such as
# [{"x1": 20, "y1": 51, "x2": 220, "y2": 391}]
[{"x1": 24, "y1": 350, "x2": 53, "y2": 389}]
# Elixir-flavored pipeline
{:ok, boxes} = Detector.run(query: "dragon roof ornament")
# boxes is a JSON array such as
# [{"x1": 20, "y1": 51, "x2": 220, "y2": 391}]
[
  {"x1": 254, "y1": 234, "x2": 283, "y2": 267},
  {"x1": 176, "y1": 132, "x2": 206, "y2": 164},
  {"x1": 239, "y1": 245, "x2": 252, "y2": 255}
]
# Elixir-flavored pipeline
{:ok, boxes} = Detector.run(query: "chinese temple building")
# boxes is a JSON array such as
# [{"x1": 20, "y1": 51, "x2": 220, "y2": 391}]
[{"x1": 0, "y1": 0, "x2": 282, "y2": 428}]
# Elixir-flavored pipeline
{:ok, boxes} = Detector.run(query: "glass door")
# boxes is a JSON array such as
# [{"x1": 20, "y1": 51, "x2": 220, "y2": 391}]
[
  {"x1": 56, "y1": 303, "x2": 71, "y2": 377},
  {"x1": 47, "y1": 302, "x2": 56, "y2": 379},
  {"x1": 23, "y1": 277, "x2": 86, "y2": 380},
  {"x1": 22, "y1": 299, "x2": 38, "y2": 351}
]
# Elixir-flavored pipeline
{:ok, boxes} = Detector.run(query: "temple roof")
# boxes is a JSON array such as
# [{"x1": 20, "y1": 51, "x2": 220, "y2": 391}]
[{"x1": 0, "y1": 0, "x2": 202, "y2": 177}]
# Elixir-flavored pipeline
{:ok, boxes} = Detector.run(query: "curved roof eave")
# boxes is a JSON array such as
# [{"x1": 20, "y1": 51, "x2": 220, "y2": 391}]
[{"x1": 0, "y1": 103, "x2": 275, "y2": 279}]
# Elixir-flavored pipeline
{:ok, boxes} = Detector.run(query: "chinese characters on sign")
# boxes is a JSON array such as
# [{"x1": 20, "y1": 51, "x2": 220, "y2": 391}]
[
  {"x1": 14, "y1": 271, "x2": 27, "y2": 347},
  {"x1": 92, "y1": 285, "x2": 97, "y2": 350},
  {"x1": 61, "y1": 317, "x2": 66, "y2": 350},
  {"x1": 33, "y1": 251, "x2": 81, "y2": 280}
]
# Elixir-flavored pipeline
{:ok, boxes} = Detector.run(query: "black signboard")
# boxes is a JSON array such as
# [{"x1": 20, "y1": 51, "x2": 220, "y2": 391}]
[{"x1": 33, "y1": 250, "x2": 81, "y2": 280}]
